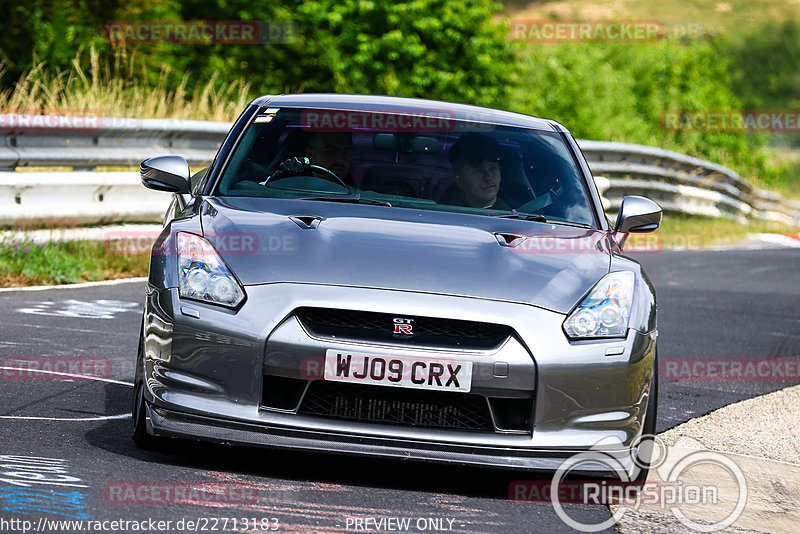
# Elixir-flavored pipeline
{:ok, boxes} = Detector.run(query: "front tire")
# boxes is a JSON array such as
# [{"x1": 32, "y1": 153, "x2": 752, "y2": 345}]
[
  {"x1": 132, "y1": 323, "x2": 160, "y2": 450},
  {"x1": 632, "y1": 351, "x2": 659, "y2": 482}
]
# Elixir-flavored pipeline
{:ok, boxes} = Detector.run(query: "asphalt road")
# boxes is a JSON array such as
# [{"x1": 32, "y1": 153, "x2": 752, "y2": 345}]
[{"x1": 0, "y1": 247, "x2": 798, "y2": 533}]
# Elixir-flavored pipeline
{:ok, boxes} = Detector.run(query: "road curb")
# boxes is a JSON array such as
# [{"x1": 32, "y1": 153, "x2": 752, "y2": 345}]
[{"x1": 615, "y1": 384, "x2": 800, "y2": 533}]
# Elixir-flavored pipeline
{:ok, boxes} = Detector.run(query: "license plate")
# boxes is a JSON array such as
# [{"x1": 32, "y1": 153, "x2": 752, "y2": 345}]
[{"x1": 323, "y1": 350, "x2": 472, "y2": 392}]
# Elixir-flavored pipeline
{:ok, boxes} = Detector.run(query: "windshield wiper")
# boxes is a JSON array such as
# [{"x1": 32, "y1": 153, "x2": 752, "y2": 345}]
[
  {"x1": 297, "y1": 194, "x2": 392, "y2": 207},
  {"x1": 493, "y1": 210, "x2": 548, "y2": 222},
  {"x1": 493, "y1": 210, "x2": 591, "y2": 228}
]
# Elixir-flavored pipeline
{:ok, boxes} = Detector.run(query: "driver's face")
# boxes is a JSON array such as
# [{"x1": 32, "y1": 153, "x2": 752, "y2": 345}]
[
  {"x1": 305, "y1": 134, "x2": 353, "y2": 179},
  {"x1": 455, "y1": 159, "x2": 501, "y2": 208}
]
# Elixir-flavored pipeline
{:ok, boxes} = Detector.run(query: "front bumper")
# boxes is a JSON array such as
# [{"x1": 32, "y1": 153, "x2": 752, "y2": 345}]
[
  {"x1": 142, "y1": 282, "x2": 656, "y2": 473},
  {"x1": 144, "y1": 403, "x2": 636, "y2": 475}
]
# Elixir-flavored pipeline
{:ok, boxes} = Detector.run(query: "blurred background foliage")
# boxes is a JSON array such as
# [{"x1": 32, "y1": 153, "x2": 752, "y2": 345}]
[
  {"x1": 0, "y1": 0, "x2": 798, "y2": 196},
  {"x1": 0, "y1": 0, "x2": 514, "y2": 107}
]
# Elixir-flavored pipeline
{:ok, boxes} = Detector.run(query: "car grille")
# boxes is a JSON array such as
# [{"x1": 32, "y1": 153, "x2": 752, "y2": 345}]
[
  {"x1": 295, "y1": 308, "x2": 512, "y2": 350},
  {"x1": 298, "y1": 380, "x2": 494, "y2": 432}
]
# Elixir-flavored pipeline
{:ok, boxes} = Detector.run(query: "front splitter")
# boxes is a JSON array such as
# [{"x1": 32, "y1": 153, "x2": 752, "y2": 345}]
[{"x1": 146, "y1": 402, "x2": 635, "y2": 476}]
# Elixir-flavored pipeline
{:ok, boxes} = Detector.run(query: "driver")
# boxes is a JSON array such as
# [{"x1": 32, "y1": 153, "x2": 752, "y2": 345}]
[
  {"x1": 304, "y1": 132, "x2": 354, "y2": 185},
  {"x1": 443, "y1": 133, "x2": 510, "y2": 209}
]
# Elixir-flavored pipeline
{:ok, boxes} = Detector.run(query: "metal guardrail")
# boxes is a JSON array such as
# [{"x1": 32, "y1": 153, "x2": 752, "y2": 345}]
[
  {"x1": 1, "y1": 114, "x2": 798, "y2": 226},
  {"x1": 0, "y1": 116, "x2": 230, "y2": 169},
  {"x1": 0, "y1": 171, "x2": 164, "y2": 226},
  {"x1": 580, "y1": 140, "x2": 800, "y2": 225}
]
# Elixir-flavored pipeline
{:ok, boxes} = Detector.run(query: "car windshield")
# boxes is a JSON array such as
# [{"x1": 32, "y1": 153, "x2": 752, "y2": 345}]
[{"x1": 215, "y1": 107, "x2": 596, "y2": 226}]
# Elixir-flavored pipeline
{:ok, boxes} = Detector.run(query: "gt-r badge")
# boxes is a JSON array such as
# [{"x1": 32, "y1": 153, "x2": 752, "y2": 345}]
[{"x1": 393, "y1": 317, "x2": 414, "y2": 335}]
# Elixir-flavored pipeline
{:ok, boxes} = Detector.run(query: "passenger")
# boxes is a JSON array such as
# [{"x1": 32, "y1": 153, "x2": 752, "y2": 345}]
[{"x1": 442, "y1": 133, "x2": 510, "y2": 209}]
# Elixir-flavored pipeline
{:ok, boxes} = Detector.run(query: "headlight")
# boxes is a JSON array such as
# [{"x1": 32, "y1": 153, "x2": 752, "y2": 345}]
[
  {"x1": 563, "y1": 271, "x2": 634, "y2": 339},
  {"x1": 177, "y1": 232, "x2": 245, "y2": 308}
]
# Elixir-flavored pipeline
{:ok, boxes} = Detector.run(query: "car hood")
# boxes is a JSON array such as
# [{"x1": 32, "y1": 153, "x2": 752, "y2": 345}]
[{"x1": 200, "y1": 198, "x2": 611, "y2": 314}]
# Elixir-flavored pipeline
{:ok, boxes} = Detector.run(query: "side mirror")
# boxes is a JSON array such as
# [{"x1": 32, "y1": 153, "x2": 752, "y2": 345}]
[
  {"x1": 614, "y1": 195, "x2": 662, "y2": 234},
  {"x1": 141, "y1": 156, "x2": 191, "y2": 194}
]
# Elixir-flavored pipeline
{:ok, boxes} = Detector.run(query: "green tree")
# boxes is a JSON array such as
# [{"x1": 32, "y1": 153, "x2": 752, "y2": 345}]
[
  {"x1": 510, "y1": 37, "x2": 759, "y2": 158},
  {"x1": 168, "y1": 0, "x2": 514, "y2": 107},
  {"x1": 508, "y1": 36, "x2": 789, "y2": 187},
  {"x1": 1, "y1": 0, "x2": 514, "y2": 109},
  {"x1": 0, "y1": 0, "x2": 119, "y2": 81},
  {"x1": 727, "y1": 20, "x2": 800, "y2": 109}
]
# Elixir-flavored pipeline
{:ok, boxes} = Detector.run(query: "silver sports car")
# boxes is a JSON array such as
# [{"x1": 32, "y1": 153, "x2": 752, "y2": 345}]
[{"x1": 134, "y1": 94, "x2": 661, "y2": 477}]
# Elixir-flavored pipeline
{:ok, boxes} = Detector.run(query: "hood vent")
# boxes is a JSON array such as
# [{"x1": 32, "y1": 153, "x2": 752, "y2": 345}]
[
  {"x1": 494, "y1": 232, "x2": 527, "y2": 248},
  {"x1": 289, "y1": 215, "x2": 322, "y2": 229}
]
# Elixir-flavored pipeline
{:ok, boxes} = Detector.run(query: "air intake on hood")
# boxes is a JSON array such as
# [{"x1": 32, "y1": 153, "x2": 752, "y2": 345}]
[
  {"x1": 289, "y1": 215, "x2": 322, "y2": 229},
  {"x1": 494, "y1": 232, "x2": 527, "y2": 248}
]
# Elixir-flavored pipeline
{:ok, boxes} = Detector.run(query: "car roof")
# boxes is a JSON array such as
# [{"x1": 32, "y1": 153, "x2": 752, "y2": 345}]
[{"x1": 250, "y1": 93, "x2": 564, "y2": 132}]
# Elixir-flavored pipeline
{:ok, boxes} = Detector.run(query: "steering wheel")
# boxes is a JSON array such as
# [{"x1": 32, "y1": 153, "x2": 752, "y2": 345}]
[{"x1": 262, "y1": 157, "x2": 349, "y2": 189}]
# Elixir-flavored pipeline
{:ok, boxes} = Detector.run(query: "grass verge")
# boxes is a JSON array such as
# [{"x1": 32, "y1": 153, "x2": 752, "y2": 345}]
[
  {"x1": 0, "y1": 48, "x2": 250, "y2": 121},
  {"x1": 0, "y1": 238, "x2": 149, "y2": 288},
  {"x1": 641, "y1": 214, "x2": 800, "y2": 250}
]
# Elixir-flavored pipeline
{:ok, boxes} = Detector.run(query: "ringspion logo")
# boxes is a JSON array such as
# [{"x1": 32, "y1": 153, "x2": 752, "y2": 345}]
[{"x1": 524, "y1": 435, "x2": 748, "y2": 532}]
